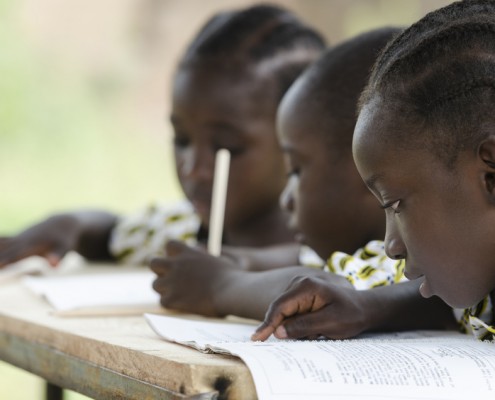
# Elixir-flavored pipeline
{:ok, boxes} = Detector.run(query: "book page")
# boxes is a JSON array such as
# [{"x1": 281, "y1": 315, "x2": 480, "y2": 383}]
[
  {"x1": 145, "y1": 314, "x2": 495, "y2": 400},
  {"x1": 145, "y1": 313, "x2": 268, "y2": 353},
  {"x1": 221, "y1": 338, "x2": 495, "y2": 400},
  {"x1": 24, "y1": 270, "x2": 160, "y2": 316}
]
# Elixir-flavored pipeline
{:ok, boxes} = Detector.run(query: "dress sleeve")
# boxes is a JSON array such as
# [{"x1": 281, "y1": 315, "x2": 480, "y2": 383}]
[
  {"x1": 453, "y1": 295, "x2": 495, "y2": 341},
  {"x1": 108, "y1": 200, "x2": 201, "y2": 265},
  {"x1": 325, "y1": 240, "x2": 408, "y2": 290}
]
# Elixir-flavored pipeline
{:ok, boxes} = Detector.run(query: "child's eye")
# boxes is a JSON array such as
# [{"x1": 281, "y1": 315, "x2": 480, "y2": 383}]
[
  {"x1": 173, "y1": 134, "x2": 190, "y2": 148},
  {"x1": 287, "y1": 167, "x2": 300, "y2": 177},
  {"x1": 381, "y1": 200, "x2": 401, "y2": 214}
]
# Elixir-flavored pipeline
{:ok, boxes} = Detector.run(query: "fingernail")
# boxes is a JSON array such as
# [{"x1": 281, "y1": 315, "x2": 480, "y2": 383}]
[
  {"x1": 46, "y1": 254, "x2": 60, "y2": 267},
  {"x1": 274, "y1": 325, "x2": 287, "y2": 339}
]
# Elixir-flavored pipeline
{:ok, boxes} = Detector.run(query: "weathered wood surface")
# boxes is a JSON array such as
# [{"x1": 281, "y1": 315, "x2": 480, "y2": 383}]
[{"x1": 0, "y1": 267, "x2": 256, "y2": 399}]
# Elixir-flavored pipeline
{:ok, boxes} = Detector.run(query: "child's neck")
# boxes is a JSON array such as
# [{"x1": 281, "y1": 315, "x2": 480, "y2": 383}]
[{"x1": 224, "y1": 206, "x2": 294, "y2": 247}]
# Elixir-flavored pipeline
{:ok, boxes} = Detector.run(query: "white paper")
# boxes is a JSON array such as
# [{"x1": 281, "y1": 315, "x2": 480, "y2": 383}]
[
  {"x1": 145, "y1": 314, "x2": 495, "y2": 400},
  {"x1": 145, "y1": 313, "x2": 276, "y2": 353},
  {"x1": 24, "y1": 270, "x2": 159, "y2": 312}
]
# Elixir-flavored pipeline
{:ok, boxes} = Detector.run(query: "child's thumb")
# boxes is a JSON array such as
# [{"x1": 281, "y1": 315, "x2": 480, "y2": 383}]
[{"x1": 45, "y1": 249, "x2": 66, "y2": 267}]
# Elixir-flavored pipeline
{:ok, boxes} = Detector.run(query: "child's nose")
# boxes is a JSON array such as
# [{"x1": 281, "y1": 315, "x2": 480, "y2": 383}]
[{"x1": 384, "y1": 222, "x2": 406, "y2": 260}]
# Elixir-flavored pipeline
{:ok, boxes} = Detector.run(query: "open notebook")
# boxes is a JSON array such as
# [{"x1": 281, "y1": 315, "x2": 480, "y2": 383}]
[
  {"x1": 145, "y1": 313, "x2": 495, "y2": 400},
  {"x1": 23, "y1": 269, "x2": 161, "y2": 316}
]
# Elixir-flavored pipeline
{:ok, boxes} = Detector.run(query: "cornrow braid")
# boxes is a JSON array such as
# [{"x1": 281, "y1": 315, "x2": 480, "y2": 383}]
[
  {"x1": 361, "y1": 0, "x2": 495, "y2": 167},
  {"x1": 382, "y1": 18, "x2": 495, "y2": 95},
  {"x1": 369, "y1": 0, "x2": 495, "y2": 92},
  {"x1": 425, "y1": 69, "x2": 495, "y2": 109},
  {"x1": 179, "y1": 4, "x2": 326, "y2": 102}
]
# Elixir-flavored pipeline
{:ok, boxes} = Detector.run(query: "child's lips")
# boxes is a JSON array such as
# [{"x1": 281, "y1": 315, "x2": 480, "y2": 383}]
[
  {"x1": 404, "y1": 270, "x2": 422, "y2": 280},
  {"x1": 192, "y1": 200, "x2": 210, "y2": 217},
  {"x1": 404, "y1": 263, "x2": 423, "y2": 280}
]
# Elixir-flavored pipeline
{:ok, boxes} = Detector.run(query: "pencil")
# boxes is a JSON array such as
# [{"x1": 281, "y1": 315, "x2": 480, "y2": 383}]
[{"x1": 207, "y1": 149, "x2": 231, "y2": 256}]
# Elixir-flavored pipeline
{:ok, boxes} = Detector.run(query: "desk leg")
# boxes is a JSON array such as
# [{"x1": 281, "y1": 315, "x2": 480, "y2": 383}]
[{"x1": 45, "y1": 382, "x2": 64, "y2": 400}]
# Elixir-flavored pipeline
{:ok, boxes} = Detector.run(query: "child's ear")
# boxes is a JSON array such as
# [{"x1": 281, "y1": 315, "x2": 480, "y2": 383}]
[{"x1": 478, "y1": 136, "x2": 495, "y2": 197}]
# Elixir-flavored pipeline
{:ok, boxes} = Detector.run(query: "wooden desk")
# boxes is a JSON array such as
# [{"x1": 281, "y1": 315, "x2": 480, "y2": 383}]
[{"x1": 0, "y1": 268, "x2": 257, "y2": 399}]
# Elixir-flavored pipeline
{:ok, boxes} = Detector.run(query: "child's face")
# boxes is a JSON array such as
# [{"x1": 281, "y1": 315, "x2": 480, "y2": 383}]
[
  {"x1": 171, "y1": 62, "x2": 286, "y2": 230},
  {"x1": 353, "y1": 99, "x2": 495, "y2": 308},
  {"x1": 276, "y1": 89, "x2": 384, "y2": 260}
]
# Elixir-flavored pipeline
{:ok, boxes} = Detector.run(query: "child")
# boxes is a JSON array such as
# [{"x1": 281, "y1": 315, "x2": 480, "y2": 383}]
[
  {"x1": 255, "y1": 0, "x2": 495, "y2": 342},
  {"x1": 353, "y1": 0, "x2": 495, "y2": 339},
  {"x1": 0, "y1": 5, "x2": 326, "y2": 268},
  {"x1": 151, "y1": 28, "x2": 453, "y2": 334}
]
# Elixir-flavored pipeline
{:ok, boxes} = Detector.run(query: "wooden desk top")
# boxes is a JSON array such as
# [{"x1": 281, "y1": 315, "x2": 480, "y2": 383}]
[{"x1": 0, "y1": 266, "x2": 256, "y2": 399}]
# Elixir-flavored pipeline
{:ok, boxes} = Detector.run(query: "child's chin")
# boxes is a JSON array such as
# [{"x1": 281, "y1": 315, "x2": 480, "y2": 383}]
[{"x1": 439, "y1": 290, "x2": 485, "y2": 310}]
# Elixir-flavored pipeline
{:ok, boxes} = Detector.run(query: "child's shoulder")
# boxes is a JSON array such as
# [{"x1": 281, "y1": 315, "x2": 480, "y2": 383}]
[{"x1": 109, "y1": 200, "x2": 201, "y2": 264}]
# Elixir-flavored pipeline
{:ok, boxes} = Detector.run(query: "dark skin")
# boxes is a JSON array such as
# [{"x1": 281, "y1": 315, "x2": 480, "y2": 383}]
[
  {"x1": 151, "y1": 240, "x2": 352, "y2": 320},
  {"x1": 276, "y1": 76, "x2": 385, "y2": 256},
  {"x1": 252, "y1": 277, "x2": 456, "y2": 341},
  {"x1": 150, "y1": 70, "x2": 390, "y2": 324},
  {"x1": 171, "y1": 60, "x2": 292, "y2": 247},
  {"x1": 0, "y1": 211, "x2": 117, "y2": 267},
  {"x1": 0, "y1": 59, "x2": 296, "y2": 269},
  {"x1": 353, "y1": 97, "x2": 495, "y2": 309},
  {"x1": 251, "y1": 97, "x2": 460, "y2": 341}
]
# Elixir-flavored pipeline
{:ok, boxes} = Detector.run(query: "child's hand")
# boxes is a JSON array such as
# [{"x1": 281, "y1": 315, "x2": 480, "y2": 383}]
[
  {"x1": 0, "y1": 215, "x2": 81, "y2": 268},
  {"x1": 149, "y1": 240, "x2": 237, "y2": 317},
  {"x1": 251, "y1": 276, "x2": 368, "y2": 341}
]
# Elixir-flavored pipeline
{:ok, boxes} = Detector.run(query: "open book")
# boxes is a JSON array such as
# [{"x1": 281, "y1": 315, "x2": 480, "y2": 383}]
[{"x1": 145, "y1": 313, "x2": 495, "y2": 400}]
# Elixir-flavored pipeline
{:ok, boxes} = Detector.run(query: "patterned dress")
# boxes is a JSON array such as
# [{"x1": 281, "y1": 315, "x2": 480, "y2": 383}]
[
  {"x1": 109, "y1": 201, "x2": 495, "y2": 341},
  {"x1": 109, "y1": 201, "x2": 200, "y2": 265},
  {"x1": 302, "y1": 241, "x2": 494, "y2": 341}
]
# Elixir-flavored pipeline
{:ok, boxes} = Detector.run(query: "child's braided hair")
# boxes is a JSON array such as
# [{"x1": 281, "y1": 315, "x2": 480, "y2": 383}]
[{"x1": 360, "y1": 0, "x2": 495, "y2": 167}]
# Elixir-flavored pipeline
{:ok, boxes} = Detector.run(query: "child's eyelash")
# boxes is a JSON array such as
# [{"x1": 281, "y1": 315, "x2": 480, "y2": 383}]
[
  {"x1": 287, "y1": 168, "x2": 300, "y2": 177},
  {"x1": 380, "y1": 200, "x2": 401, "y2": 212}
]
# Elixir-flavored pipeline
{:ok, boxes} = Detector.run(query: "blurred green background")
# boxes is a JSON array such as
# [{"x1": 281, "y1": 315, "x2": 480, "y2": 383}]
[{"x1": 1, "y1": 0, "x2": 453, "y2": 398}]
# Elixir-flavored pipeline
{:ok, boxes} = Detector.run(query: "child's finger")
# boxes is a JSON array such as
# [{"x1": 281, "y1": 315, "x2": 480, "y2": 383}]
[
  {"x1": 149, "y1": 257, "x2": 172, "y2": 275},
  {"x1": 165, "y1": 240, "x2": 191, "y2": 257},
  {"x1": 43, "y1": 245, "x2": 69, "y2": 268},
  {"x1": 251, "y1": 321, "x2": 278, "y2": 341},
  {"x1": 45, "y1": 253, "x2": 63, "y2": 268},
  {"x1": 152, "y1": 276, "x2": 168, "y2": 293},
  {"x1": 279, "y1": 310, "x2": 334, "y2": 339},
  {"x1": 251, "y1": 290, "x2": 305, "y2": 341}
]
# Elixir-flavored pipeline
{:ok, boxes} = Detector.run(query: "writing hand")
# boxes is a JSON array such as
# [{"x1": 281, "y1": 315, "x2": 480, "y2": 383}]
[
  {"x1": 0, "y1": 215, "x2": 80, "y2": 268},
  {"x1": 150, "y1": 240, "x2": 236, "y2": 317}
]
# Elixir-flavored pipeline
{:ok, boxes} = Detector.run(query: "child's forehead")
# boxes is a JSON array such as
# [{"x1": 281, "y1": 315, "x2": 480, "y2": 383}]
[
  {"x1": 174, "y1": 62, "x2": 276, "y2": 102},
  {"x1": 354, "y1": 99, "x2": 401, "y2": 162},
  {"x1": 177, "y1": 59, "x2": 263, "y2": 84},
  {"x1": 280, "y1": 82, "x2": 351, "y2": 144}
]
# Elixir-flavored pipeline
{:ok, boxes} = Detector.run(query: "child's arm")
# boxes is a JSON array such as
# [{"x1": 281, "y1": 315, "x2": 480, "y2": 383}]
[
  {"x1": 0, "y1": 210, "x2": 118, "y2": 267},
  {"x1": 149, "y1": 240, "x2": 352, "y2": 319},
  {"x1": 251, "y1": 277, "x2": 457, "y2": 341}
]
